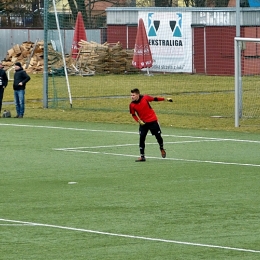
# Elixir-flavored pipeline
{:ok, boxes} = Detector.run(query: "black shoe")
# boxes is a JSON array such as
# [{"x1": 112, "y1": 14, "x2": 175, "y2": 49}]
[
  {"x1": 160, "y1": 148, "x2": 166, "y2": 158},
  {"x1": 18, "y1": 115, "x2": 23, "y2": 118},
  {"x1": 14, "y1": 115, "x2": 19, "y2": 118},
  {"x1": 135, "y1": 157, "x2": 146, "y2": 162}
]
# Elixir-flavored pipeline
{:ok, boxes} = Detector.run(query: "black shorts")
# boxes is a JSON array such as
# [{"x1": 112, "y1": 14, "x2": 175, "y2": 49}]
[{"x1": 139, "y1": 121, "x2": 162, "y2": 136}]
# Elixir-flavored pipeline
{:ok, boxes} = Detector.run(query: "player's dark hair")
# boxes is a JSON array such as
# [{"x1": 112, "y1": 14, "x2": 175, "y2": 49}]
[{"x1": 131, "y1": 88, "x2": 140, "y2": 94}]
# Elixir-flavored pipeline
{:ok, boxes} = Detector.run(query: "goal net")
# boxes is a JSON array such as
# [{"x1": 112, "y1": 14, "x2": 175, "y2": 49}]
[
  {"x1": 44, "y1": 4, "x2": 249, "y2": 129},
  {"x1": 44, "y1": 0, "x2": 73, "y2": 109},
  {"x1": 234, "y1": 37, "x2": 260, "y2": 127},
  {"x1": 44, "y1": 0, "x2": 135, "y2": 109}
]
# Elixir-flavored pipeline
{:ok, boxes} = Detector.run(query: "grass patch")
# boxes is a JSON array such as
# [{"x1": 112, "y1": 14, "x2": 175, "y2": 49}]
[{"x1": 2, "y1": 73, "x2": 260, "y2": 132}]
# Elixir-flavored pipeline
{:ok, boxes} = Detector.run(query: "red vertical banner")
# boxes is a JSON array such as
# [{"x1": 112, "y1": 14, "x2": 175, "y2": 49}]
[
  {"x1": 132, "y1": 18, "x2": 153, "y2": 69},
  {"x1": 71, "y1": 12, "x2": 87, "y2": 59}
]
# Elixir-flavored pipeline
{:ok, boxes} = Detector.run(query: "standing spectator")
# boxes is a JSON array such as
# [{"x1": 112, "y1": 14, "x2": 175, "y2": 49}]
[
  {"x1": 13, "y1": 62, "x2": 30, "y2": 118},
  {"x1": 0, "y1": 62, "x2": 8, "y2": 116},
  {"x1": 129, "y1": 88, "x2": 173, "y2": 162}
]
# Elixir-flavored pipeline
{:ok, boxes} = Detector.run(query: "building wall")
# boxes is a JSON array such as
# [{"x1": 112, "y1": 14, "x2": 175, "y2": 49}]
[
  {"x1": 108, "y1": 22, "x2": 254, "y2": 75},
  {"x1": 241, "y1": 26, "x2": 260, "y2": 75},
  {"x1": 193, "y1": 26, "x2": 236, "y2": 75},
  {"x1": 193, "y1": 27, "x2": 205, "y2": 74},
  {"x1": 106, "y1": 7, "x2": 260, "y2": 75},
  {"x1": 206, "y1": 26, "x2": 235, "y2": 75},
  {"x1": 107, "y1": 25, "x2": 137, "y2": 49},
  {"x1": 0, "y1": 29, "x2": 103, "y2": 61}
]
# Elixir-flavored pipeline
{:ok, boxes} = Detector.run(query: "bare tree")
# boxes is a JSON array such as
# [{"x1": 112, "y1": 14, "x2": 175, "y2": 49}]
[
  {"x1": 137, "y1": 0, "x2": 179, "y2": 6},
  {"x1": 0, "y1": 0, "x2": 127, "y2": 28},
  {"x1": 136, "y1": 0, "x2": 153, "y2": 6},
  {"x1": 67, "y1": 0, "x2": 123, "y2": 28},
  {"x1": 183, "y1": 0, "x2": 232, "y2": 6},
  {"x1": 154, "y1": 0, "x2": 173, "y2": 6},
  {"x1": 0, "y1": 0, "x2": 34, "y2": 27}
]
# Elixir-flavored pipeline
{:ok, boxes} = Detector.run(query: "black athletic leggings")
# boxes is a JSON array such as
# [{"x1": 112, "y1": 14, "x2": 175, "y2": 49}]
[
  {"x1": 139, "y1": 124, "x2": 163, "y2": 155},
  {"x1": 0, "y1": 87, "x2": 4, "y2": 112}
]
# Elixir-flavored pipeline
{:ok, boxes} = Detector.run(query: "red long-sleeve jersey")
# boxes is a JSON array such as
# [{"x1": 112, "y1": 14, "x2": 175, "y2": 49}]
[{"x1": 129, "y1": 95, "x2": 165, "y2": 123}]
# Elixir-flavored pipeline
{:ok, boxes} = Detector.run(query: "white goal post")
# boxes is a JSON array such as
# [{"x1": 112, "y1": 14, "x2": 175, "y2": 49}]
[
  {"x1": 52, "y1": 0, "x2": 72, "y2": 108},
  {"x1": 234, "y1": 37, "x2": 260, "y2": 127},
  {"x1": 43, "y1": 0, "x2": 72, "y2": 108}
]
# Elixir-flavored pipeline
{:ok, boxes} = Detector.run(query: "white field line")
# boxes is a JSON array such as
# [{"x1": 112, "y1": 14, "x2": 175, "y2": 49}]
[
  {"x1": 1, "y1": 122, "x2": 259, "y2": 167},
  {"x1": 57, "y1": 139, "x2": 219, "y2": 150},
  {"x1": 1, "y1": 123, "x2": 260, "y2": 144},
  {"x1": 0, "y1": 218, "x2": 259, "y2": 254},
  {"x1": 0, "y1": 224, "x2": 34, "y2": 226},
  {"x1": 53, "y1": 148, "x2": 260, "y2": 167}
]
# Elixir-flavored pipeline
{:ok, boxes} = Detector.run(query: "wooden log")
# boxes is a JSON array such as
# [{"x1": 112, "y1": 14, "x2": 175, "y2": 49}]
[{"x1": 13, "y1": 44, "x2": 21, "y2": 55}]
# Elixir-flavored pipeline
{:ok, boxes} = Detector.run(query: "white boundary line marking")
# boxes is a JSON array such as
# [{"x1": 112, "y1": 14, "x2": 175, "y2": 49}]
[
  {"x1": 53, "y1": 148, "x2": 260, "y2": 167},
  {"x1": 57, "y1": 139, "x2": 219, "y2": 150},
  {"x1": 1, "y1": 123, "x2": 260, "y2": 144},
  {"x1": 0, "y1": 218, "x2": 259, "y2": 254},
  {"x1": 0, "y1": 224, "x2": 34, "y2": 226},
  {"x1": 1, "y1": 125, "x2": 260, "y2": 252},
  {"x1": 1, "y1": 123, "x2": 260, "y2": 166}
]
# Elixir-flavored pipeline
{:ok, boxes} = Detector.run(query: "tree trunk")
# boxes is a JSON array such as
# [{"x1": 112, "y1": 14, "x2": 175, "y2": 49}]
[
  {"x1": 67, "y1": 0, "x2": 78, "y2": 20},
  {"x1": 155, "y1": 0, "x2": 171, "y2": 6}
]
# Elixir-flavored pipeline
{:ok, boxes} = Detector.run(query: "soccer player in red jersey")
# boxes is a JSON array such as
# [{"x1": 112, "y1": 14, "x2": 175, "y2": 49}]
[{"x1": 129, "y1": 88, "x2": 173, "y2": 162}]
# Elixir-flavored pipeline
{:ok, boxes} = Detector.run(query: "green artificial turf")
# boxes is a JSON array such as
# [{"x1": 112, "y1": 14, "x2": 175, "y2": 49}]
[
  {"x1": 3, "y1": 73, "x2": 260, "y2": 132},
  {"x1": 1, "y1": 120, "x2": 260, "y2": 259}
]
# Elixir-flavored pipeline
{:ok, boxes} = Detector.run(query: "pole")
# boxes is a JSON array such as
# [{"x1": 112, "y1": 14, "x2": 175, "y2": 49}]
[
  {"x1": 236, "y1": 0, "x2": 242, "y2": 119},
  {"x1": 52, "y1": 0, "x2": 73, "y2": 108},
  {"x1": 234, "y1": 37, "x2": 239, "y2": 127},
  {"x1": 43, "y1": 0, "x2": 48, "y2": 108}
]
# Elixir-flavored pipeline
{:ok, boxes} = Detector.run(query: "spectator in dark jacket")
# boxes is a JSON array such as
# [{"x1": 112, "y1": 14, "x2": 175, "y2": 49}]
[
  {"x1": 0, "y1": 62, "x2": 8, "y2": 116},
  {"x1": 13, "y1": 62, "x2": 30, "y2": 118}
]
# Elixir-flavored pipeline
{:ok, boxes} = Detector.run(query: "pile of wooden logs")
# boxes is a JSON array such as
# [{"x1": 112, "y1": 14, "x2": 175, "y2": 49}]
[
  {"x1": 1, "y1": 40, "x2": 139, "y2": 75},
  {"x1": 75, "y1": 40, "x2": 138, "y2": 74},
  {"x1": 1, "y1": 40, "x2": 64, "y2": 73}
]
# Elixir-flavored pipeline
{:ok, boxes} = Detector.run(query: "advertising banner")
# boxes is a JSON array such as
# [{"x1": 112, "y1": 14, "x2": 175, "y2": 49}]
[{"x1": 139, "y1": 12, "x2": 192, "y2": 73}]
